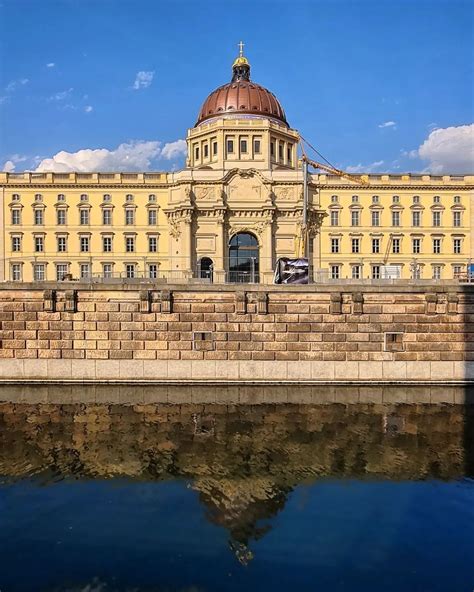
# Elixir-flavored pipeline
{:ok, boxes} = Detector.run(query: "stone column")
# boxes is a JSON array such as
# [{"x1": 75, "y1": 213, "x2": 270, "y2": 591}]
[
  {"x1": 312, "y1": 230, "x2": 321, "y2": 282},
  {"x1": 214, "y1": 217, "x2": 226, "y2": 283},
  {"x1": 260, "y1": 221, "x2": 274, "y2": 284}
]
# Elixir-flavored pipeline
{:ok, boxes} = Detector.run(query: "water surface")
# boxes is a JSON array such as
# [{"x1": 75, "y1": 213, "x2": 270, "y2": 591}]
[{"x1": 1, "y1": 399, "x2": 473, "y2": 591}]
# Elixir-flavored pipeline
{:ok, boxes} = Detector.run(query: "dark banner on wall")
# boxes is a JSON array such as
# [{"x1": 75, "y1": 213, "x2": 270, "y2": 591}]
[{"x1": 273, "y1": 258, "x2": 309, "y2": 284}]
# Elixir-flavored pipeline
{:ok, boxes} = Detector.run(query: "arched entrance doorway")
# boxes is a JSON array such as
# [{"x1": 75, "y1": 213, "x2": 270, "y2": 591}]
[
  {"x1": 228, "y1": 232, "x2": 259, "y2": 283},
  {"x1": 199, "y1": 257, "x2": 214, "y2": 282}
]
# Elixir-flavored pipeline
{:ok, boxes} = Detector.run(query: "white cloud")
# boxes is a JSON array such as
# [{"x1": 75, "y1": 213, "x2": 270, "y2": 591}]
[
  {"x1": 2, "y1": 160, "x2": 16, "y2": 172},
  {"x1": 48, "y1": 87, "x2": 73, "y2": 102},
  {"x1": 5, "y1": 78, "x2": 29, "y2": 93},
  {"x1": 46, "y1": 62, "x2": 55, "y2": 68},
  {"x1": 346, "y1": 160, "x2": 384, "y2": 173},
  {"x1": 35, "y1": 141, "x2": 161, "y2": 172},
  {"x1": 161, "y1": 139, "x2": 187, "y2": 160},
  {"x1": 1, "y1": 154, "x2": 28, "y2": 172},
  {"x1": 132, "y1": 71, "x2": 154, "y2": 90},
  {"x1": 84, "y1": 105, "x2": 93, "y2": 113},
  {"x1": 378, "y1": 121, "x2": 397, "y2": 129},
  {"x1": 414, "y1": 124, "x2": 474, "y2": 173}
]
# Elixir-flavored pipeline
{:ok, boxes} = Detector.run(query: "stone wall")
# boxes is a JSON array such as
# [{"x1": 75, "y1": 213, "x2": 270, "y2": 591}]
[{"x1": 0, "y1": 282, "x2": 472, "y2": 384}]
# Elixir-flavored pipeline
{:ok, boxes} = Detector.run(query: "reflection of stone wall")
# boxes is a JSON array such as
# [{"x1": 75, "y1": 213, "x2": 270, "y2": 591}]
[
  {"x1": 0, "y1": 284, "x2": 472, "y2": 383},
  {"x1": 0, "y1": 402, "x2": 470, "y2": 482}
]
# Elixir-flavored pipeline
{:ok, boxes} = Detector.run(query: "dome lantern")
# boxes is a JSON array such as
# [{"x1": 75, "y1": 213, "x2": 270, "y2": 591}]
[{"x1": 232, "y1": 41, "x2": 250, "y2": 82}]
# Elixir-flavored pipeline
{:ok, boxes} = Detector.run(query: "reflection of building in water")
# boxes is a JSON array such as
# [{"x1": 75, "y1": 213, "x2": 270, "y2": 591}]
[
  {"x1": 0, "y1": 398, "x2": 471, "y2": 557},
  {"x1": 194, "y1": 477, "x2": 291, "y2": 564}
]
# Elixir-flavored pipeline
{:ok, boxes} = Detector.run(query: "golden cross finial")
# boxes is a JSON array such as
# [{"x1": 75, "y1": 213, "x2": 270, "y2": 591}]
[{"x1": 238, "y1": 40, "x2": 244, "y2": 57}]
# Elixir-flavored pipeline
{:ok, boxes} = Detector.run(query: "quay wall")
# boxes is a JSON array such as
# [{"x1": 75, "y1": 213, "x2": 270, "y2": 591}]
[{"x1": 0, "y1": 281, "x2": 473, "y2": 385}]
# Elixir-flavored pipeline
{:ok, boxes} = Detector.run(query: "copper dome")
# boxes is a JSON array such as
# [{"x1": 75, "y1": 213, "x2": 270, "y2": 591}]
[{"x1": 195, "y1": 51, "x2": 288, "y2": 127}]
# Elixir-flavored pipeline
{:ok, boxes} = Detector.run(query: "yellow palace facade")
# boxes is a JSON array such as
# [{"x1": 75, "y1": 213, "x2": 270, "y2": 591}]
[{"x1": 0, "y1": 49, "x2": 473, "y2": 283}]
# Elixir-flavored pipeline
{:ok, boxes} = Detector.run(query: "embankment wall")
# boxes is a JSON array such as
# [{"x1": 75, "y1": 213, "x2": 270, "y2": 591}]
[{"x1": 0, "y1": 282, "x2": 472, "y2": 384}]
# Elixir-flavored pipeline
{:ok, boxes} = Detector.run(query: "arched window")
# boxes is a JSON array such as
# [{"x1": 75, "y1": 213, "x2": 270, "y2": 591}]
[{"x1": 228, "y1": 232, "x2": 259, "y2": 283}]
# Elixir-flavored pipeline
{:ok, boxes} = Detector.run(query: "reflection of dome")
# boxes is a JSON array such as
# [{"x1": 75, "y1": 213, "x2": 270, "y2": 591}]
[{"x1": 195, "y1": 49, "x2": 288, "y2": 127}]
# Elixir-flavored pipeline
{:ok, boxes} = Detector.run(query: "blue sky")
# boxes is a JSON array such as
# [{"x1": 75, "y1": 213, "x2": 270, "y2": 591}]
[{"x1": 0, "y1": 0, "x2": 473, "y2": 173}]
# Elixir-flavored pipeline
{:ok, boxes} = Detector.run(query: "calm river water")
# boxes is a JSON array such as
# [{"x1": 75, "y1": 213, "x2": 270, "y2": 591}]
[{"x1": 0, "y1": 395, "x2": 473, "y2": 592}]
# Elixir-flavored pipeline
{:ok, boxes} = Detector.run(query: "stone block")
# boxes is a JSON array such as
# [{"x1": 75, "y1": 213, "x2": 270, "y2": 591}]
[
  {"x1": 262, "y1": 360, "x2": 288, "y2": 380},
  {"x1": 334, "y1": 361, "x2": 359, "y2": 380},
  {"x1": 191, "y1": 360, "x2": 216, "y2": 379},
  {"x1": 382, "y1": 362, "x2": 407, "y2": 381},
  {"x1": 311, "y1": 361, "x2": 335, "y2": 380},
  {"x1": 430, "y1": 361, "x2": 454, "y2": 381}
]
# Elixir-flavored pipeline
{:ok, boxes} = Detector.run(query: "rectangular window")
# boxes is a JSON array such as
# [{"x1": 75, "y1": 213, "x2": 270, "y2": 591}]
[
  {"x1": 351, "y1": 211, "x2": 360, "y2": 226},
  {"x1": 412, "y1": 211, "x2": 421, "y2": 227},
  {"x1": 330, "y1": 211, "x2": 339, "y2": 226},
  {"x1": 125, "y1": 237, "x2": 135, "y2": 252},
  {"x1": 195, "y1": 146, "x2": 199, "y2": 160},
  {"x1": 331, "y1": 238, "x2": 340, "y2": 254},
  {"x1": 148, "y1": 264, "x2": 158, "y2": 279},
  {"x1": 432, "y1": 265, "x2": 442, "y2": 280},
  {"x1": 371, "y1": 211, "x2": 380, "y2": 227},
  {"x1": 453, "y1": 211, "x2": 461, "y2": 227},
  {"x1": 453, "y1": 238, "x2": 462, "y2": 254},
  {"x1": 433, "y1": 238, "x2": 441, "y2": 254},
  {"x1": 11, "y1": 210, "x2": 21, "y2": 225},
  {"x1": 34, "y1": 209, "x2": 43, "y2": 225},
  {"x1": 102, "y1": 209, "x2": 112, "y2": 225},
  {"x1": 35, "y1": 236, "x2": 44, "y2": 252},
  {"x1": 330, "y1": 265, "x2": 340, "y2": 280},
  {"x1": 254, "y1": 138, "x2": 261, "y2": 154},
  {"x1": 287, "y1": 146, "x2": 292, "y2": 163},
  {"x1": 57, "y1": 210, "x2": 67, "y2": 225},
  {"x1": 412, "y1": 238, "x2": 421, "y2": 254},
  {"x1": 392, "y1": 238, "x2": 400, "y2": 254},
  {"x1": 80, "y1": 264, "x2": 90, "y2": 279},
  {"x1": 372, "y1": 238, "x2": 380, "y2": 254},
  {"x1": 56, "y1": 264, "x2": 68, "y2": 281},
  {"x1": 372, "y1": 195, "x2": 380, "y2": 204},
  {"x1": 103, "y1": 237, "x2": 112, "y2": 252},
  {"x1": 204, "y1": 144, "x2": 209, "y2": 158},
  {"x1": 125, "y1": 264, "x2": 135, "y2": 279},
  {"x1": 79, "y1": 209, "x2": 89, "y2": 225},
  {"x1": 213, "y1": 142, "x2": 218, "y2": 156},
  {"x1": 57, "y1": 237, "x2": 67, "y2": 252},
  {"x1": 351, "y1": 238, "x2": 360, "y2": 254},
  {"x1": 11, "y1": 264, "x2": 22, "y2": 281},
  {"x1": 227, "y1": 139, "x2": 234, "y2": 154},
  {"x1": 372, "y1": 265, "x2": 381, "y2": 279},
  {"x1": 270, "y1": 141, "x2": 275, "y2": 158},
  {"x1": 351, "y1": 265, "x2": 361, "y2": 279},
  {"x1": 278, "y1": 143, "x2": 283, "y2": 160},
  {"x1": 392, "y1": 211, "x2": 400, "y2": 227},
  {"x1": 34, "y1": 264, "x2": 45, "y2": 281},
  {"x1": 80, "y1": 237, "x2": 89, "y2": 252},
  {"x1": 12, "y1": 236, "x2": 21, "y2": 252},
  {"x1": 433, "y1": 211, "x2": 441, "y2": 227},
  {"x1": 453, "y1": 265, "x2": 462, "y2": 278},
  {"x1": 125, "y1": 209, "x2": 134, "y2": 225},
  {"x1": 102, "y1": 264, "x2": 113, "y2": 278},
  {"x1": 148, "y1": 209, "x2": 157, "y2": 225},
  {"x1": 149, "y1": 237, "x2": 158, "y2": 252},
  {"x1": 240, "y1": 139, "x2": 248, "y2": 154}
]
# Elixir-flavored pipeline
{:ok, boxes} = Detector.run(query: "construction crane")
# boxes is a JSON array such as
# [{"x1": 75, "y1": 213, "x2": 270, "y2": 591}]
[{"x1": 295, "y1": 137, "x2": 370, "y2": 259}]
